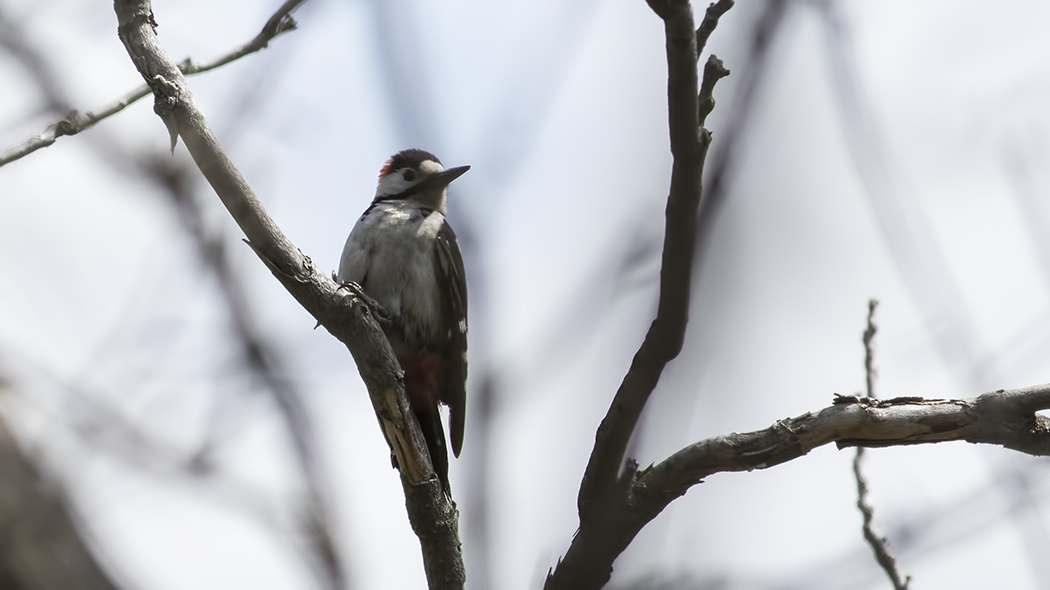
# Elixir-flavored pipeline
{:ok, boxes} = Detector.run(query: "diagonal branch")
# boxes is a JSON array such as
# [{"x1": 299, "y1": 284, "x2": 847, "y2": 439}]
[
  {"x1": 0, "y1": 0, "x2": 304, "y2": 168},
  {"x1": 695, "y1": 0, "x2": 734, "y2": 56},
  {"x1": 112, "y1": 1, "x2": 463, "y2": 588}
]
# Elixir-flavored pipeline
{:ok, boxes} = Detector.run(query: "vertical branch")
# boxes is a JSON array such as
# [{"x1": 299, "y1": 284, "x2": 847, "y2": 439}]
[
  {"x1": 546, "y1": 2, "x2": 732, "y2": 589},
  {"x1": 578, "y1": 0, "x2": 729, "y2": 522},
  {"x1": 863, "y1": 298, "x2": 878, "y2": 399},
  {"x1": 853, "y1": 299, "x2": 911, "y2": 590}
]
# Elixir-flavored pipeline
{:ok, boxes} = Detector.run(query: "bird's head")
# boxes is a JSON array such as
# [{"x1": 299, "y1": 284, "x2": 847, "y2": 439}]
[{"x1": 375, "y1": 149, "x2": 470, "y2": 213}]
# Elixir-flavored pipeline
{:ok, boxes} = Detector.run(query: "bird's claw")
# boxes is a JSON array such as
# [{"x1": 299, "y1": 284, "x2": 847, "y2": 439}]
[{"x1": 335, "y1": 277, "x2": 394, "y2": 327}]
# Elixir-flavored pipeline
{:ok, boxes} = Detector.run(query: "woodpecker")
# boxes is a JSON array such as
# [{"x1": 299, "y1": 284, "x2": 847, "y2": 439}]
[{"x1": 338, "y1": 149, "x2": 468, "y2": 495}]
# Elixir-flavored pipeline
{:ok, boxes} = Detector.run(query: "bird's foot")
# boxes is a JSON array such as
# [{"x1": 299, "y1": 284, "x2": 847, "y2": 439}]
[{"x1": 334, "y1": 276, "x2": 393, "y2": 327}]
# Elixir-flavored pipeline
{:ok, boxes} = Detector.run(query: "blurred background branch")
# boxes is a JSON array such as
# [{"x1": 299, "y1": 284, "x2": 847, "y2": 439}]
[{"x1": 0, "y1": 372, "x2": 125, "y2": 590}]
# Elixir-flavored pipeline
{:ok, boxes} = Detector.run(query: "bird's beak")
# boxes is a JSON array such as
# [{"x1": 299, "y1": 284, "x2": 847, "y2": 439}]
[{"x1": 430, "y1": 165, "x2": 470, "y2": 188}]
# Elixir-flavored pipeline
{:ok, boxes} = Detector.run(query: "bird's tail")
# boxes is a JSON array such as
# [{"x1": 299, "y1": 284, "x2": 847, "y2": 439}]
[{"x1": 415, "y1": 407, "x2": 450, "y2": 496}]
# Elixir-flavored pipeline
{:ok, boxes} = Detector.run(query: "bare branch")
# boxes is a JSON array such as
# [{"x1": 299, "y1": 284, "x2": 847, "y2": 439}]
[
  {"x1": 555, "y1": 380, "x2": 1050, "y2": 589},
  {"x1": 181, "y1": 0, "x2": 303, "y2": 75},
  {"x1": 863, "y1": 298, "x2": 878, "y2": 399},
  {"x1": 0, "y1": 0, "x2": 304, "y2": 168},
  {"x1": 853, "y1": 299, "x2": 910, "y2": 590},
  {"x1": 854, "y1": 449, "x2": 910, "y2": 590},
  {"x1": 552, "y1": 386, "x2": 1050, "y2": 586},
  {"x1": 578, "y1": 0, "x2": 711, "y2": 521},
  {"x1": 112, "y1": 1, "x2": 462, "y2": 587},
  {"x1": 641, "y1": 385, "x2": 1050, "y2": 499},
  {"x1": 695, "y1": 0, "x2": 734, "y2": 56},
  {"x1": 548, "y1": 2, "x2": 732, "y2": 588},
  {"x1": 698, "y1": 54, "x2": 729, "y2": 127}
]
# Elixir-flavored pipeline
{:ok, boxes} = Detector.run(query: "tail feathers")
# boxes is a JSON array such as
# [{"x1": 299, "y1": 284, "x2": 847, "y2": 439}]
[{"x1": 415, "y1": 408, "x2": 451, "y2": 496}]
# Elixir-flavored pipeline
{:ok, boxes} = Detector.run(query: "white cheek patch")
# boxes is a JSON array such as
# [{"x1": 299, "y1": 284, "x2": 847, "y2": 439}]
[
  {"x1": 375, "y1": 175, "x2": 412, "y2": 197},
  {"x1": 419, "y1": 160, "x2": 445, "y2": 174}
]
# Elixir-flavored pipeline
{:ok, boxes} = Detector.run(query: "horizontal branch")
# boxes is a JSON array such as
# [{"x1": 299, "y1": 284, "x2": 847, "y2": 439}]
[
  {"x1": 551, "y1": 384, "x2": 1050, "y2": 590},
  {"x1": 639, "y1": 384, "x2": 1050, "y2": 506},
  {"x1": 0, "y1": 0, "x2": 304, "y2": 168}
]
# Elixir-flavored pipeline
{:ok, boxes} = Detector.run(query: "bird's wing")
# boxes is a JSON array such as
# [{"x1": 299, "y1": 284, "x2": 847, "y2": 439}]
[{"x1": 435, "y1": 219, "x2": 468, "y2": 457}]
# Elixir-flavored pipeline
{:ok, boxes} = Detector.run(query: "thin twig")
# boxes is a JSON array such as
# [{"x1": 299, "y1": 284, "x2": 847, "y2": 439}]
[
  {"x1": 4, "y1": 2, "x2": 341, "y2": 582},
  {"x1": 0, "y1": 0, "x2": 305, "y2": 168},
  {"x1": 853, "y1": 299, "x2": 911, "y2": 590},
  {"x1": 695, "y1": 0, "x2": 734, "y2": 56},
  {"x1": 863, "y1": 298, "x2": 878, "y2": 399},
  {"x1": 819, "y1": 3, "x2": 1050, "y2": 578},
  {"x1": 695, "y1": 0, "x2": 788, "y2": 249},
  {"x1": 699, "y1": 54, "x2": 730, "y2": 127}
]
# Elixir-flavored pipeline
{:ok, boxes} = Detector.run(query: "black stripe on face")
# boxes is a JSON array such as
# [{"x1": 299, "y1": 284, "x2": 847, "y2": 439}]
[
  {"x1": 373, "y1": 170, "x2": 446, "y2": 203},
  {"x1": 372, "y1": 180, "x2": 427, "y2": 203}
]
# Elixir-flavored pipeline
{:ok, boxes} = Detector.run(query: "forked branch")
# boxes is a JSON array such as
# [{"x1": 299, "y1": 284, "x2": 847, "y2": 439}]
[{"x1": 546, "y1": 2, "x2": 732, "y2": 589}]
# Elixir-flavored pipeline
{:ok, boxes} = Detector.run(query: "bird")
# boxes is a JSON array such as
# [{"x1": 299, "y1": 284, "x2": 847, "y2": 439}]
[{"x1": 337, "y1": 149, "x2": 468, "y2": 495}]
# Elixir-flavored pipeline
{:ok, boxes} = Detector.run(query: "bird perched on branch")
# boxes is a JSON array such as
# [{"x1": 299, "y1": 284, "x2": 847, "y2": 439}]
[{"x1": 338, "y1": 149, "x2": 469, "y2": 495}]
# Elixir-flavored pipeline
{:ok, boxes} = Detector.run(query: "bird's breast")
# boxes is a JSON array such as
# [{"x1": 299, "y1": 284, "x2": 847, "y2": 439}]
[{"x1": 338, "y1": 203, "x2": 445, "y2": 351}]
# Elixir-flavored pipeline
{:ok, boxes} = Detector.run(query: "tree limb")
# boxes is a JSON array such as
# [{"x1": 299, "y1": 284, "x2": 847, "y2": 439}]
[
  {"x1": 111, "y1": 1, "x2": 463, "y2": 587},
  {"x1": 578, "y1": 0, "x2": 707, "y2": 522},
  {"x1": 548, "y1": 2, "x2": 731, "y2": 588},
  {"x1": 556, "y1": 384, "x2": 1050, "y2": 590},
  {"x1": 639, "y1": 385, "x2": 1050, "y2": 500},
  {"x1": 0, "y1": 0, "x2": 304, "y2": 168}
]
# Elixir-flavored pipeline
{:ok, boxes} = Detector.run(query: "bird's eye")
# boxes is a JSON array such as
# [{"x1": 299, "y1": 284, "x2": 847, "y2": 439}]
[{"x1": 403, "y1": 169, "x2": 417, "y2": 181}]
